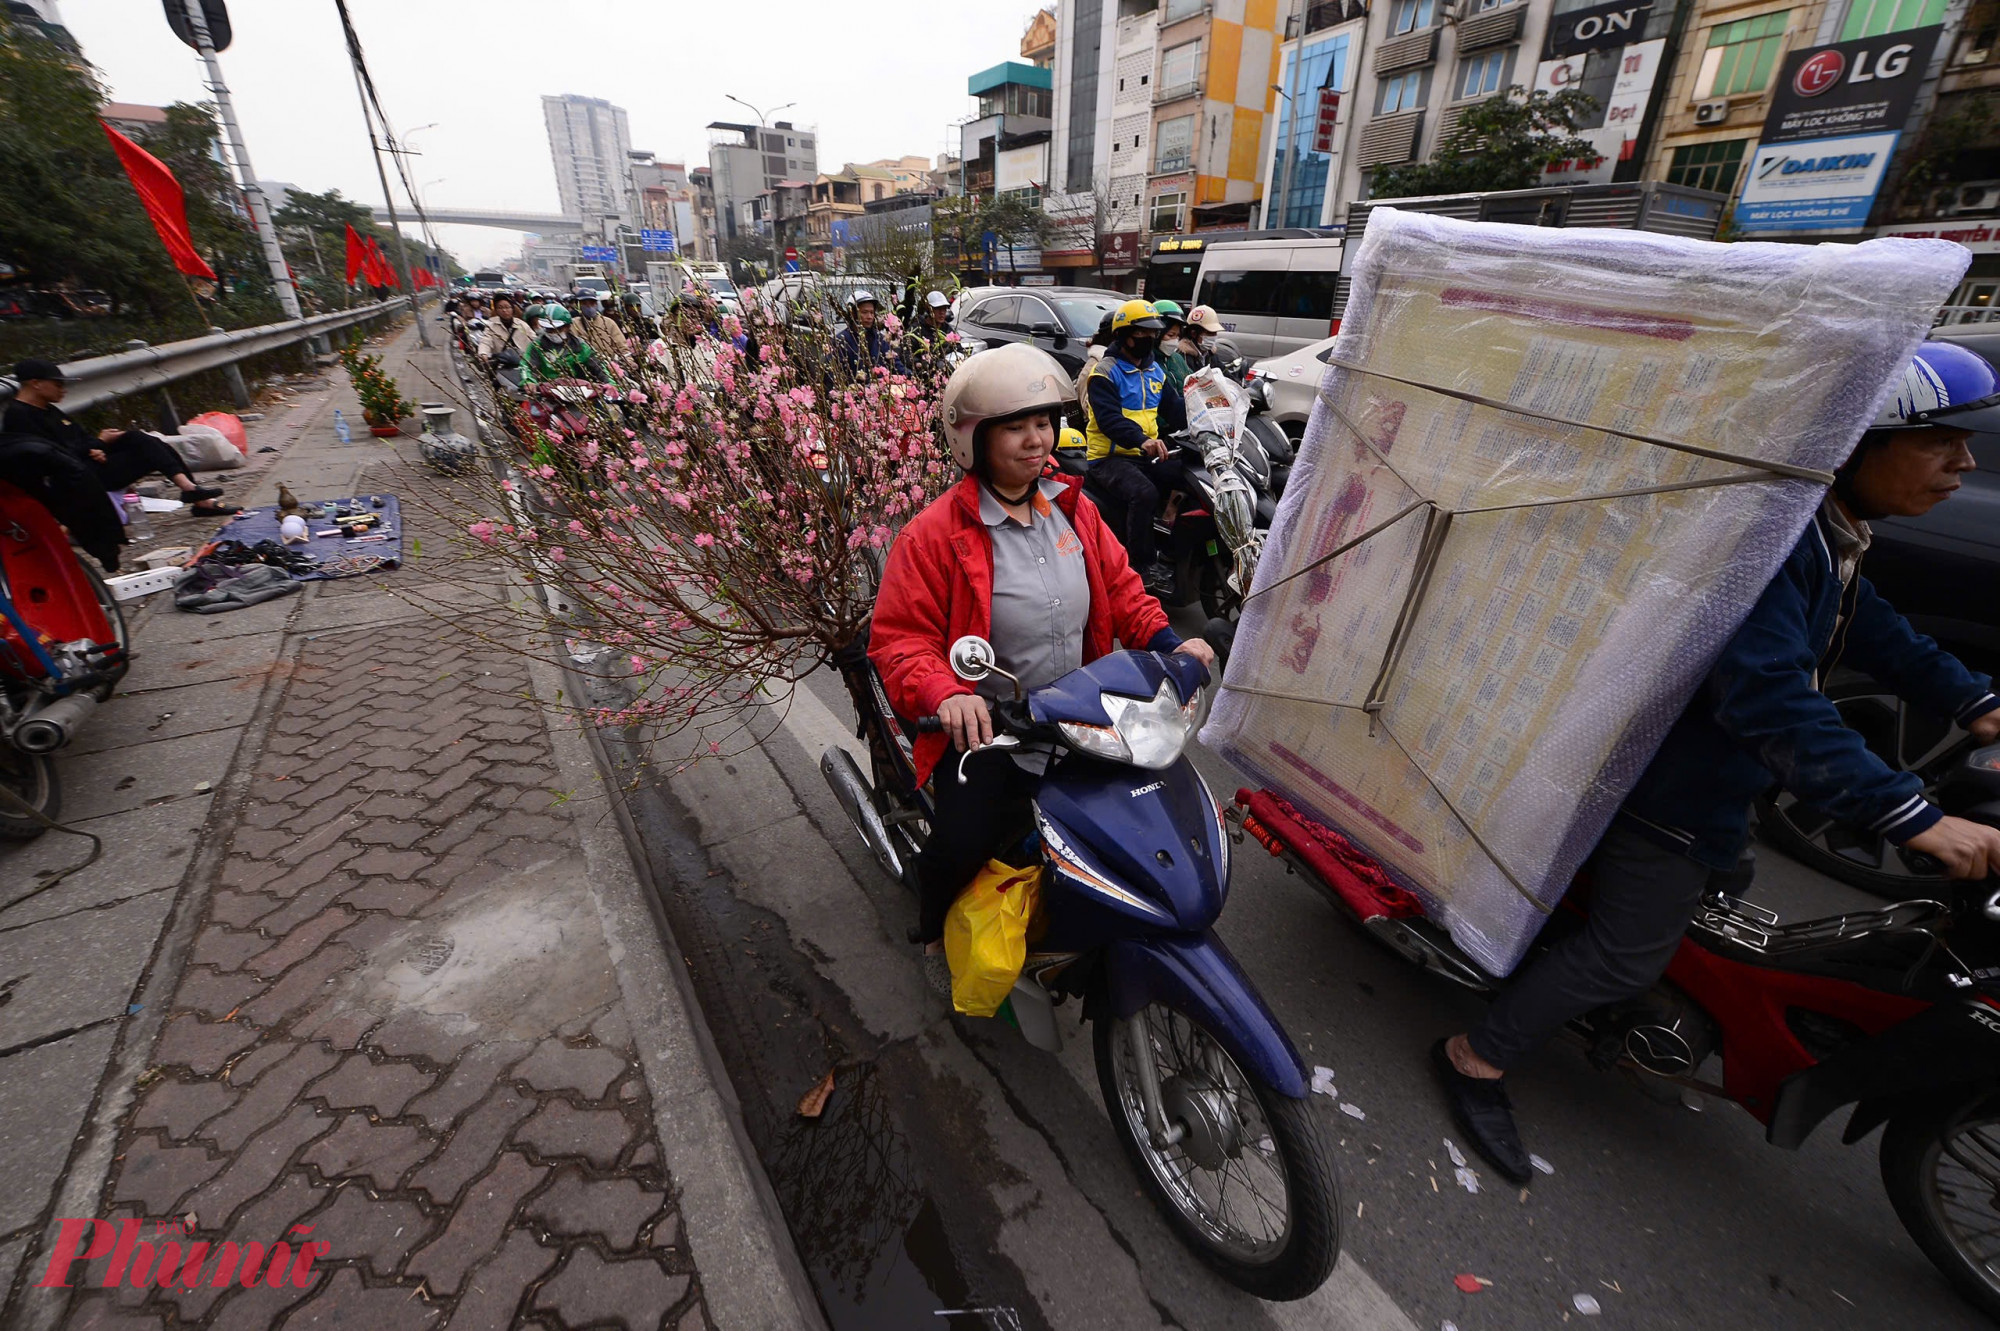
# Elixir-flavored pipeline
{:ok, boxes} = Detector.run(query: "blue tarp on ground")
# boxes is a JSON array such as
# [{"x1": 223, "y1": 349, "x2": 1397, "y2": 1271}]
[{"x1": 208, "y1": 493, "x2": 403, "y2": 580}]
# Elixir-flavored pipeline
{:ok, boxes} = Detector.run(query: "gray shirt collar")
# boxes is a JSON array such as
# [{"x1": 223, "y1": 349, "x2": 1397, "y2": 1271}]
[{"x1": 977, "y1": 477, "x2": 1067, "y2": 527}]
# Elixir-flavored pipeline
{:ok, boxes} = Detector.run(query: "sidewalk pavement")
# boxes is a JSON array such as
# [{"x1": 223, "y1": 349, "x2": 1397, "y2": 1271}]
[{"x1": 0, "y1": 318, "x2": 823, "y2": 1329}]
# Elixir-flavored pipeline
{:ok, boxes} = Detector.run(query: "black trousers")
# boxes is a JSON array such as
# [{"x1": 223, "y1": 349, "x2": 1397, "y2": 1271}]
[
  {"x1": 1089, "y1": 454, "x2": 1184, "y2": 571},
  {"x1": 914, "y1": 749, "x2": 1038, "y2": 943},
  {"x1": 91, "y1": 431, "x2": 188, "y2": 491},
  {"x1": 1467, "y1": 822, "x2": 1752, "y2": 1070}
]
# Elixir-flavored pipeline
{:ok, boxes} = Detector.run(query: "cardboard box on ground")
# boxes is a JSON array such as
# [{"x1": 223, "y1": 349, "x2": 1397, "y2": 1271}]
[{"x1": 1203, "y1": 209, "x2": 1968, "y2": 975}]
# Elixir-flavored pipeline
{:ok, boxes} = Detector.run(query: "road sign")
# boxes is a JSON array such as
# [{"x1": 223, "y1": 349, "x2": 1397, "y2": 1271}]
[
  {"x1": 640, "y1": 229, "x2": 676, "y2": 253},
  {"x1": 579, "y1": 245, "x2": 617, "y2": 262},
  {"x1": 164, "y1": 0, "x2": 232, "y2": 52},
  {"x1": 785, "y1": 247, "x2": 799, "y2": 261},
  {"x1": 1312, "y1": 88, "x2": 1341, "y2": 154}
]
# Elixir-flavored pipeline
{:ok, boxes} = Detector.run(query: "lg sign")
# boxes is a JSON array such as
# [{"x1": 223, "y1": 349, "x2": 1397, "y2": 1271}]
[{"x1": 1793, "y1": 41, "x2": 1916, "y2": 96}]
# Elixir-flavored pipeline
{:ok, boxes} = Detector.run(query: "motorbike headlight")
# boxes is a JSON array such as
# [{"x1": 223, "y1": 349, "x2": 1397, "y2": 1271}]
[{"x1": 1057, "y1": 679, "x2": 1203, "y2": 770}]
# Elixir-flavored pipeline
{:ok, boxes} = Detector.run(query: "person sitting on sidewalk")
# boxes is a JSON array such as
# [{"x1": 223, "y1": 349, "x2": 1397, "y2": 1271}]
[{"x1": 4, "y1": 359, "x2": 238, "y2": 516}]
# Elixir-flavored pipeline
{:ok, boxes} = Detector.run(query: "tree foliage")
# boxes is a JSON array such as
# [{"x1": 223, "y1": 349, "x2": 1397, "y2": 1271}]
[
  {"x1": 275, "y1": 188, "x2": 451, "y2": 311},
  {"x1": 1370, "y1": 87, "x2": 1601, "y2": 200}
]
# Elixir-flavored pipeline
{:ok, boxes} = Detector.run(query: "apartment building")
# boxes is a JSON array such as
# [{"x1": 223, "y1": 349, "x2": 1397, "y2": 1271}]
[
  {"x1": 543, "y1": 95, "x2": 635, "y2": 239},
  {"x1": 1261, "y1": 1, "x2": 1370, "y2": 226}
]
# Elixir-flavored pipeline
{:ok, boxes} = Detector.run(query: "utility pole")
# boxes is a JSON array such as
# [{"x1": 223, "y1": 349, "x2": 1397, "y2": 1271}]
[
  {"x1": 333, "y1": 0, "x2": 430, "y2": 345},
  {"x1": 173, "y1": 0, "x2": 301, "y2": 319}
]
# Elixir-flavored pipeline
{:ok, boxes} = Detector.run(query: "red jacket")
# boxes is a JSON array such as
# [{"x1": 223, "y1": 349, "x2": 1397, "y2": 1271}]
[{"x1": 870, "y1": 471, "x2": 1179, "y2": 786}]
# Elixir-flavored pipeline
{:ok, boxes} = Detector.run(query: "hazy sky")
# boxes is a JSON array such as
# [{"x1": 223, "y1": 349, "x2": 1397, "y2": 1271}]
[{"x1": 62, "y1": 0, "x2": 1045, "y2": 266}]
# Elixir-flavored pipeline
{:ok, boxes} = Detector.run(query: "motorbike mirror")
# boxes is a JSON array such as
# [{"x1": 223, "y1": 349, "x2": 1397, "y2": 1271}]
[{"x1": 948, "y1": 636, "x2": 996, "y2": 682}]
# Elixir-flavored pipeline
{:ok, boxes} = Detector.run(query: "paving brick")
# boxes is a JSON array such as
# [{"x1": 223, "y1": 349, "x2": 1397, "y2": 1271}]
[
  {"x1": 369, "y1": 1010, "x2": 481, "y2": 1065},
  {"x1": 218, "y1": 855, "x2": 284, "y2": 891},
  {"x1": 424, "y1": 781, "x2": 485, "y2": 826},
  {"x1": 155, "y1": 1015, "x2": 260, "y2": 1075},
  {"x1": 206, "y1": 1044, "x2": 341, "y2": 1153},
  {"x1": 189, "y1": 926, "x2": 270, "y2": 974},
  {"x1": 675, "y1": 1302, "x2": 713, "y2": 1331},
  {"x1": 133, "y1": 1078, "x2": 237, "y2": 1142},
  {"x1": 183, "y1": 1104, "x2": 333, "y2": 1229},
  {"x1": 533, "y1": 1247, "x2": 689, "y2": 1330},
  {"x1": 405, "y1": 1151, "x2": 544, "y2": 1297},
  {"x1": 407, "y1": 1042, "x2": 533, "y2": 1132},
  {"x1": 349, "y1": 820, "x2": 431, "y2": 850},
  {"x1": 227, "y1": 826, "x2": 297, "y2": 861},
  {"x1": 513, "y1": 1040, "x2": 628, "y2": 1101},
  {"x1": 309, "y1": 1186, "x2": 430, "y2": 1278},
  {"x1": 263, "y1": 845, "x2": 362, "y2": 898},
  {"x1": 339, "y1": 877, "x2": 438, "y2": 916},
  {"x1": 244, "y1": 907, "x2": 353, "y2": 979},
  {"x1": 309, "y1": 1055, "x2": 434, "y2": 1118},
  {"x1": 417, "y1": 810, "x2": 503, "y2": 857},
  {"x1": 513, "y1": 1100, "x2": 634, "y2": 1170},
  {"x1": 301, "y1": 1115, "x2": 434, "y2": 1190},
  {"x1": 356, "y1": 769, "x2": 428, "y2": 795},
  {"x1": 240, "y1": 943, "x2": 359, "y2": 1028},
  {"x1": 208, "y1": 890, "x2": 281, "y2": 928},
  {"x1": 222, "y1": 1038, "x2": 295, "y2": 1087},
  {"x1": 111, "y1": 1132, "x2": 222, "y2": 1215},
  {"x1": 590, "y1": 1006, "x2": 632, "y2": 1054},
  {"x1": 414, "y1": 767, "x2": 479, "y2": 803},
  {"x1": 444, "y1": 1226, "x2": 558, "y2": 1329},
  {"x1": 174, "y1": 965, "x2": 266, "y2": 1019},
  {"x1": 291, "y1": 998, "x2": 380, "y2": 1051},
  {"x1": 205, "y1": 1275, "x2": 317, "y2": 1331},
  {"x1": 408, "y1": 1085, "x2": 535, "y2": 1208},
  {"x1": 347, "y1": 849, "x2": 433, "y2": 880},
  {"x1": 284, "y1": 1266, "x2": 442, "y2": 1330},
  {"x1": 333, "y1": 912, "x2": 409, "y2": 958},
  {"x1": 522, "y1": 1170, "x2": 664, "y2": 1250},
  {"x1": 254, "y1": 873, "x2": 357, "y2": 939},
  {"x1": 355, "y1": 793, "x2": 433, "y2": 822},
  {"x1": 63, "y1": 1297, "x2": 166, "y2": 1331}
]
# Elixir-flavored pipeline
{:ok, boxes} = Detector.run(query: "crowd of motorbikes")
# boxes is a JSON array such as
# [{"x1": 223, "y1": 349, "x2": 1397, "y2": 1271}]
[{"x1": 2, "y1": 278, "x2": 1989, "y2": 1313}]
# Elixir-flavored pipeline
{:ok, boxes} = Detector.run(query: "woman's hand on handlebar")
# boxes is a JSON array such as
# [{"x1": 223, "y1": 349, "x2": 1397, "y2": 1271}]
[
  {"x1": 938, "y1": 693, "x2": 993, "y2": 753},
  {"x1": 1173, "y1": 638, "x2": 1217, "y2": 680}
]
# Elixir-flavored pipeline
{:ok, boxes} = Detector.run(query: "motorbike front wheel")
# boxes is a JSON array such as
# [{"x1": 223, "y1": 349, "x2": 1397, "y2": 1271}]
[
  {"x1": 1094, "y1": 1004, "x2": 1339, "y2": 1300},
  {"x1": 0, "y1": 746, "x2": 60, "y2": 841},
  {"x1": 1881, "y1": 1086, "x2": 2000, "y2": 1320}
]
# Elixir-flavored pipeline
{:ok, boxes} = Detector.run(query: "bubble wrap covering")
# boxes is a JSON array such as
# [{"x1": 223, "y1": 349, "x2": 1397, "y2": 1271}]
[{"x1": 1202, "y1": 208, "x2": 1969, "y2": 976}]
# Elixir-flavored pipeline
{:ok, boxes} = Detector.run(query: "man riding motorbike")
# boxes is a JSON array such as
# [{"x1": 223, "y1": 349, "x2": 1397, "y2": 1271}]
[
  {"x1": 833, "y1": 290, "x2": 900, "y2": 379},
  {"x1": 869, "y1": 342, "x2": 1216, "y2": 995},
  {"x1": 1083, "y1": 299, "x2": 1189, "y2": 596},
  {"x1": 518, "y1": 305, "x2": 612, "y2": 387},
  {"x1": 574, "y1": 293, "x2": 630, "y2": 367},
  {"x1": 900, "y1": 290, "x2": 958, "y2": 382},
  {"x1": 1177, "y1": 304, "x2": 1236, "y2": 371},
  {"x1": 1435, "y1": 341, "x2": 2000, "y2": 1186},
  {"x1": 480, "y1": 295, "x2": 534, "y2": 365}
]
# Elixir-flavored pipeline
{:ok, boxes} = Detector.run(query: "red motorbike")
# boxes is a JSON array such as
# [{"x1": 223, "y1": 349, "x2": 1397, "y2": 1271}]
[
  {"x1": 1229, "y1": 738, "x2": 2000, "y2": 1318},
  {"x1": 0, "y1": 481, "x2": 128, "y2": 837}
]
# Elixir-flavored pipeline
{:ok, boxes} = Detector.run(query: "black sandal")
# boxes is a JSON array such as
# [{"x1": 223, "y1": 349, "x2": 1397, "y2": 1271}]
[{"x1": 189, "y1": 501, "x2": 244, "y2": 517}]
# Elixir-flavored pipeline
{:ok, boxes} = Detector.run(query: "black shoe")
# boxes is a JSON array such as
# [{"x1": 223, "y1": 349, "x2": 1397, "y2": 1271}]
[
  {"x1": 1430, "y1": 1038, "x2": 1532, "y2": 1186},
  {"x1": 184, "y1": 484, "x2": 224, "y2": 501}
]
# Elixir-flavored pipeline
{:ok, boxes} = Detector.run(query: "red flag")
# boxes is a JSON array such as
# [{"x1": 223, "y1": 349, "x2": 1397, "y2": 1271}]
[
  {"x1": 365, "y1": 237, "x2": 399, "y2": 288},
  {"x1": 343, "y1": 224, "x2": 369, "y2": 286},
  {"x1": 100, "y1": 120, "x2": 216, "y2": 280}
]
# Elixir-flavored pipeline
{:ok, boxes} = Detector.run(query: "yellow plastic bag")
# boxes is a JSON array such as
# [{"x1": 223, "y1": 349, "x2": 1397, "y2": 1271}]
[{"x1": 943, "y1": 859, "x2": 1042, "y2": 1017}]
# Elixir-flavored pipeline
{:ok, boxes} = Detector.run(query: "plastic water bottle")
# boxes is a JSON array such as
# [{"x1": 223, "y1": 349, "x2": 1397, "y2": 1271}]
[
  {"x1": 334, "y1": 409, "x2": 352, "y2": 445},
  {"x1": 123, "y1": 494, "x2": 152, "y2": 540}
]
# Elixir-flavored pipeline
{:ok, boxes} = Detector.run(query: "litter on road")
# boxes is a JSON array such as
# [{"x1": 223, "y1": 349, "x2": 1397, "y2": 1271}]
[
  {"x1": 1339, "y1": 1102, "x2": 1366, "y2": 1120},
  {"x1": 1444, "y1": 1138, "x2": 1466, "y2": 1167},
  {"x1": 1574, "y1": 1293, "x2": 1602, "y2": 1315},
  {"x1": 797, "y1": 1070, "x2": 835, "y2": 1118},
  {"x1": 1454, "y1": 1167, "x2": 1481, "y2": 1195},
  {"x1": 1311, "y1": 1065, "x2": 1338, "y2": 1098},
  {"x1": 1531, "y1": 1153, "x2": 1555, "y2": 1175}
]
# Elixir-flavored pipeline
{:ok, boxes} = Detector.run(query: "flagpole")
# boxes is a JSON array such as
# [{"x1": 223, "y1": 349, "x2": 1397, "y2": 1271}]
[
  {"x1": 335, "y1": 2, "x2": 430, "y2": 347},
  {"x1": 177, "y1": 0, "x2": 301, "y2": 320}
]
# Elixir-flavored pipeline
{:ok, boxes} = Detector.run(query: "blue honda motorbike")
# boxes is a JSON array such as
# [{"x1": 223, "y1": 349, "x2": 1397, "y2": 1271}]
[{"x1": 823, "y1": 635, "x2": 1340, "y2": 1300}]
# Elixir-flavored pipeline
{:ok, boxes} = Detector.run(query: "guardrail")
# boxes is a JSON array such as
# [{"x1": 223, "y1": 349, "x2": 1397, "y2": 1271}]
[{"x1": 45, "y1": 298, "x2": 409, "y2": 414}]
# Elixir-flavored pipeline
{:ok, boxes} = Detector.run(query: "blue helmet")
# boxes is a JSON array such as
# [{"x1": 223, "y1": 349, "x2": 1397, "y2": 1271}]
[{"x1": 1874, "y1": 340, "x2": 2000, "y2": 432}]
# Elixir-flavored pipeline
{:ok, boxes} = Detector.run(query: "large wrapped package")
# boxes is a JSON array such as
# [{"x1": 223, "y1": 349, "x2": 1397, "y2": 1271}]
[{"x1": 1203, "y1": 208, "x2": 1969, "y2": 976}]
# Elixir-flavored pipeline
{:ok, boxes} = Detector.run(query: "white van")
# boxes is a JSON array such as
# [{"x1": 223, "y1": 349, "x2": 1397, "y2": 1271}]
[{"x1": 1189, "y1": 237, "x2": 1344, "y2": 360}]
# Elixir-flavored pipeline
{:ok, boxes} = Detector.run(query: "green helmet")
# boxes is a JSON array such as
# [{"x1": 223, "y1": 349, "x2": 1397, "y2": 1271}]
[
  {"x1": 522, "y1": 302, "x2": 547, "y2": 324},
  {"x1": 1152, "y1": 298, "x2": 1185, "y2": 326},
  {"x1": 538, "y1": 304, "x2": 573, "y2": 329}
]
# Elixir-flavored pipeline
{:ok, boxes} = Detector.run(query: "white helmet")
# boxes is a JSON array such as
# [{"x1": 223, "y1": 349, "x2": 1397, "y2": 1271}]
[{"x1": 940, "y1": 342, "x2": 1071, "y2": 471}]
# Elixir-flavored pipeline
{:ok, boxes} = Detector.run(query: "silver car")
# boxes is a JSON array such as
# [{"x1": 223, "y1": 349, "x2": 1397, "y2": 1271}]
[{"x1": 1245, "y1": 334, "x2": 1337, "y2": 442}]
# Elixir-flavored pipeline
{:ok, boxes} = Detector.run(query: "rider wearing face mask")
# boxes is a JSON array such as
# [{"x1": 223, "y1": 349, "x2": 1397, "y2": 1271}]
[
  {"x1": 1083, "y1": 300, "x2": 1189, "y2": 595},
  {"x1": 518, "y1": 305, "x2": 611, "y2": 387}
]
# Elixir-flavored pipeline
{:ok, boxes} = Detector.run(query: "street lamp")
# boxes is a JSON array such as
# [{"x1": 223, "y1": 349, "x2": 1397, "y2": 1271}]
[
  {"x1": 726, "y1": 95, "x2": 796, "y2": 276},
  {"x1": 1268, "y1": 84, "x2": 1298, "y2": 231}
]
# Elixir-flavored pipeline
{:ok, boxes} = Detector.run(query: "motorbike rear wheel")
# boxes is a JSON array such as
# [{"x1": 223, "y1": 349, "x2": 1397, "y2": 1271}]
[
  {"x1": 80, "y1": 560, "x2": 130, "y2": 700},
  {"x1": 1881, "y1": 1087, "x2": 2000, "y2": 1320},
  {"x1": 1094, "y1": 1004, "x2": 1339, "y2": 1300},
  {"x1": 0, "y1": 746, "x2": 60, "y2": 841}
]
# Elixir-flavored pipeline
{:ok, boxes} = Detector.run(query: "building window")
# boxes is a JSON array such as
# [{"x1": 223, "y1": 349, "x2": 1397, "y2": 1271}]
[
  {"x1": 1694, "y1": 12, "x2": 1791, "y2": 99},
  {"x1": 1163, "y1": 0, "x2": 1204, "y2": 20},
  {"x1": 1161, "y1": 41, "x2": 1203, "y2": 99},
  {"x1": 1458, "y1": 49, "x2": 1508, "y2": 99},
  {"x1": 1841, "y1": 0, "x2": 1946, "y2": 39},
  {"x1": 1151, "y1": 191, "x2": 1188, "y2": 231},
  {"x1": 1268, "y1": 32, "x2": 1351, "y2": 228},
  {"x1": 1666, "y1": 138, "x2": 1750, "y2": 194},
  {"x1": 1379, "y1": 69, "x2": 1425, "y2": 113},
  {"x1": 1155, "y1": 114, "x2": 1196, "y2": 173},
  {"x1": 1391, "y1": 0, "x2": 1436, "y2": 35}
]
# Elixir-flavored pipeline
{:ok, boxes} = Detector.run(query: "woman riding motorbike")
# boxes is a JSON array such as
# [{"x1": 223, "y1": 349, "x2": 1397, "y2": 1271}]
[{"x1": 868, "y1": 342, "x2": 1216, "y2": 993}]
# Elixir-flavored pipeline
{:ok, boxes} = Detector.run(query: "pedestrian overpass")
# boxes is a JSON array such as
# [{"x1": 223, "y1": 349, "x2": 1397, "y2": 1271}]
[{"x1": 370, "y1": 206, "x2": 582, "y2": 232}]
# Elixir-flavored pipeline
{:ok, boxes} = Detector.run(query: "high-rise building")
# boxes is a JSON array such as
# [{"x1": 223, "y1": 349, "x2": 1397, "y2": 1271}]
[{"x1": 542, "y1": 94, "x2": 634, "y2": 238}]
